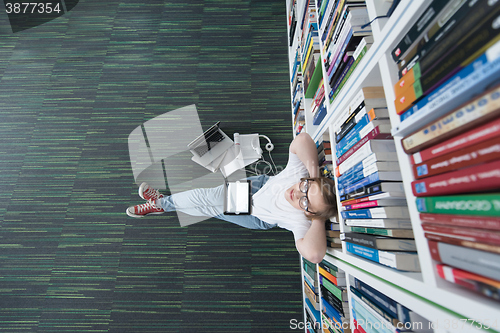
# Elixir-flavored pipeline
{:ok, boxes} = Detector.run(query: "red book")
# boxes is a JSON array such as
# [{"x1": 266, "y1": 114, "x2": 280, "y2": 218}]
[
  {"x1": 413, "y1": 137, "x2": 500, "y2": 180},
  {"x1": 436, "y1": 264, "x2": 500, "y2": 293},
  {"x1": 422, "y1": 223, "x2": 500, "y2": 245},
  {"x1": 419, "y1": 213, "x2": 500, "y2": 231},
  {"x1": 335, "y1": 126, "x2": 392, "y2": 166},
  {"x1": 425, "y1": 233, "x2": 500, "y2": 254},
  {"x1": 411, "y1": 159, "x2": 500, "y2": 197},
  {"x1": 410, "y1": 117, "x2": 500, "y2": 165}
]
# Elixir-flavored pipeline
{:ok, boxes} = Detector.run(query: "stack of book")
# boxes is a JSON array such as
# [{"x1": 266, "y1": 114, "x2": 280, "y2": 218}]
[
  {"x1": 303, "y1": 257, "x2": 321, "y2": 330},
  {"x1": 401, "y1": 79, "x2": 500, "y2": 300},
  {"x1": 319, "y1": 260, "x2": 349, "y2": 333},
  {"x1": 300, "y1": 0, "x2": 321, "y2": 97},
  {"x1": 325, "y1": 219, "x2": 341, "y2": 250},
  {"x1": 333, "y1": 88, "x2": 419, "y2": 271},
  {"x1": 291, "y1": 50, "x2": 305, "y2": 135},
  {"x1": 318, "y1": 0, "x2": 372, "y2": 105},
  {"x1": 349, "y1": 276, "x2": 433, "y2": 333},
  {"x1": 311, "y1": 78, "x2": 327, "y2": 125},
  {"x1": 391, "y1": 0, "x2": 500, "y2": 126}
]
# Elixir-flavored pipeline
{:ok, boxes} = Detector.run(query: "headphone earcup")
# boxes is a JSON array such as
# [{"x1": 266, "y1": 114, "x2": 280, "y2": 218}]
[{"x1": 265, "y1": 143, "x2": 274, "y2": 152}]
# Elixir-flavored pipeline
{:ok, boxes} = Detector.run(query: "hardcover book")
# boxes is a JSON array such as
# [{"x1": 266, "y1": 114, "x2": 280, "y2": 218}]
[
  {"x1": 349, "y1": 226, "x2": 414, "y2": 239},
  {"x1": 345, "y1": 242, "x2": 420, "y2": 271},
  {"x1": 412, "y1": 137, "x2": 500, "y2": 180},
  {"x1": 411, "y1": 159, "x2": 500, "y2": 197},
  {"x1": 416, "y1": 193, "x2": 500, "y2": 217},
  {"x1": 402, "y1": 83, "x2": 500, "y2": 155},
  {"x1": 419, "y1": 213, "x2": 500, "y2": 230},
  {"x1": 342, "y1": 232, "x2": 416, "y2": 251},
  {"x1": 428, "y1": 240, "x2": 500, "y2": 280},
  {"x1": 344, "y1": 219, "x2": 412, "y2": 229}
]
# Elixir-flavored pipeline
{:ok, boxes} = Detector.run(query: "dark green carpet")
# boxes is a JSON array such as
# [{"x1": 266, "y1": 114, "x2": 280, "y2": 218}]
[{"x1": 0, "y1": 0, "x2": 304, "y2": 332}]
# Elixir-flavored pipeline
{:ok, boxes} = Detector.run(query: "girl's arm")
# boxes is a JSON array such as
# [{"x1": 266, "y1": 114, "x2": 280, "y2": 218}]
[
  {"x1": 296, "y1": 219, "x2": 327, "y2": 263},
  {"x1": 289, "y1": 133, "x2": 320, "y2": 178}
]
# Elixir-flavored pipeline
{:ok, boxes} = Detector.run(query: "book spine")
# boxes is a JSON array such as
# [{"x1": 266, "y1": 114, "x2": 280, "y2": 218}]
[
  {"x1": 320, "y1": 288, "x2": 345, "y2": 317},
  {"x1": 412, "y1": 137, "x2": 500, "y2": 180},
  {"x1": 428, "y1": 240, "x2": 500, "y2": 280},
  {"x1": 410, "y1": 116, "x2": 500, "y2": 165},
  {"x1": 399, "y1": 43, "x2": 500, "y2": 122},
  {"x1": 330, "y1": 41, "x2": 368, "y2": 102},
  {"x1": 422, "y1": 222, "x2": 500, "y2": 245},
  {"x1": 411, "y1": 159, "x2": 500, "y2": 196},
  {"x1": 318, "y1": 266, "x2": 339, "y2": 286},
  {"x1": 416, "y1": 193, "x2": 500, "y2": 216},
  {"x1": 352, "y1": 278, "x2": 398, "y2": 319},
  {"x1": 419, "y1": 212, "x2": 500, "y2": 230},
  {"x1": 404, "y1": 84, "x2": 500, "y2": 156},
  {"x1": 391, "y1": 1, "x2": 450, "y2": 62},
  {"x1": 425, "y1": 232, "x2": 500, "y2": 254},
  {"x1": 335, "y1": 101, "x2": 365, "y2": 143},
  {"x1": 350, "y1": 294, "x2": 398, "y2": 333},
  {"x1": 399, "y1": 0, "x2": 498, "y2": 79},
  {"x1": 340, "y1": 171, "x2": 382, "y2": 196},
  {"x1": 336, "y1": 126, "x2": 392, "y2": 165},
  {"x1": 345, "y1": 219, "x2": 412, "y2": 229},
  {"x1": 320, "y1": 274, "x2": 344, "y2": 301}
]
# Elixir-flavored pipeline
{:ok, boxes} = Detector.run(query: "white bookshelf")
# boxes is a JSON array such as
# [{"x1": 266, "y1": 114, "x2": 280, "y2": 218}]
[{"x1": 287, "y1": 0, "x2": 500, "y2": 332}]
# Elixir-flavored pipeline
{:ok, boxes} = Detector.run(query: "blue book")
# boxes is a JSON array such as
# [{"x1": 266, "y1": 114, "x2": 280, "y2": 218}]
[
  {"x1": 399, "y1": 43, "x2": 500, "y2": 123},
  {"x1": 321, "y1": 297, "x2": 344, "y2": 326},
  {"x1": 351, "y1": 296, "x2": 395, "y2": 333},
  {"x1": 305, "y1": 298, "x2": 321, "y2": 323},
  {"x1": 335, "y1": 113, "x2": 369, "y2": 155},
  {"x1": 345, "y1": 242, "x2": 419, "y2": 271},
  {"x1": 313, "y1": 104, "x2": 327, "y2": 125},
  {"x1": 339, "y1": 171, "x2": 382, "y2": 196}
]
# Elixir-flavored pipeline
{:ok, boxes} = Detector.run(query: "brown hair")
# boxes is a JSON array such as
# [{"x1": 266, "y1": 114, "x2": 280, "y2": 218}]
[{"x1": 304, "y1": 177, "x2": 338, "y2": 221}]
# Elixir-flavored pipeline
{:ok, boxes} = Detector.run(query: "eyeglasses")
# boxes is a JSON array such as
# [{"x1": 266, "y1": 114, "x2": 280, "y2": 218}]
[{"x1": 298, "y1": 178, "x2": 316, "y2": 214}]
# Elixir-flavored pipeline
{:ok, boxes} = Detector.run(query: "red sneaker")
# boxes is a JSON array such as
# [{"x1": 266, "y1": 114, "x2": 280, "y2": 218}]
[
  {"x1": 138, "y1": 182, "x2": 164, "y2": 201},
  {"x1": 126, "y1": 200, "x2": 164, "y2": 218}
]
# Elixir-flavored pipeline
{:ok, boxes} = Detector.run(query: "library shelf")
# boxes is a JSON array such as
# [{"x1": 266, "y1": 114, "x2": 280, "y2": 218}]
[{"x1": 287, "y1": 0, "x2": 500, "y2": 332}]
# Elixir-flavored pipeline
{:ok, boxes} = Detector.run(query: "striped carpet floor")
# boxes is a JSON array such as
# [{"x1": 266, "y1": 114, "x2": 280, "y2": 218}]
[{"x1": 0, "y1": 0, "x2": 305, "y2": 332}]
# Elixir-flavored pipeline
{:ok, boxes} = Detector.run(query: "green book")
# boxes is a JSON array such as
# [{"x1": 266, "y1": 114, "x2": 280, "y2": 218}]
[
  {"x1": 349, "y1": 226, "x2": 414, "y2": 239},
  {"x1": 416, "y1": 193, "x2": 500, "y2": 217}
]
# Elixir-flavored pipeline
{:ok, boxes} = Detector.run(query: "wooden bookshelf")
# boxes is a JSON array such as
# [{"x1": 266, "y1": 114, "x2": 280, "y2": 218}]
[{"x1": 287, "y1": 0, "x2": 500, "y2": 332}]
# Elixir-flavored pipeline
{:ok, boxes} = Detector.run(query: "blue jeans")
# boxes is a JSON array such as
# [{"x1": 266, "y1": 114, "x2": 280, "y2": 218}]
[{"x1": 157, "y1": 175, "x2": 276, "y2": 230}]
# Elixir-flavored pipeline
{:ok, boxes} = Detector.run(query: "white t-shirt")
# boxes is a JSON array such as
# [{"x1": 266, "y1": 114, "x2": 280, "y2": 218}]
[{"x1": 252, "y1": 151, "x2": 311, "y2": 241}]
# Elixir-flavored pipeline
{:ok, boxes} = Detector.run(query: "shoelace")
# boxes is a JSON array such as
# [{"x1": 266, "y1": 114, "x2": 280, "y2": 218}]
[
  {"x1": 136, "y1": 200, "x2": 161, "y2": 213},
  {"x1": 144, "y1": 187, "x2": 162, "y2": 200}
]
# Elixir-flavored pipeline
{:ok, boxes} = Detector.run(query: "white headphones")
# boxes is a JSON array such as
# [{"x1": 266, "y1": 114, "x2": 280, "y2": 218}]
[{"x1": 252, "y1": 135, "x2": 274, "y2": 154}]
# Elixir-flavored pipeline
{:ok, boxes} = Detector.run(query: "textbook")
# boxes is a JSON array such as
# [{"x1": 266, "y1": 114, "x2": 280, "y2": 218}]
[
  {"x1": 332, "y1": 86, "x2": 386, "y2": 136},
  {"x1": 422, "y1": 223, "x2": 500, "y2": 245},
  {"x1": 411, "y1": 160, "x2": 500, "y2": 197},
  {"x1": 342, "y1": 192, "x2": 408, "y2": 207},
  {"x1": 409, "y1": 116, "x2": 500, "y2": 165},
  {"x1": 335, "y1": 116, "x2": 390, "y2": 158},
  {"x1": 419, "y1": 213, "x2": 500, "y2": 231},
  {"x1": 338, "y1": 168, "x2": 401, "y2": 194},
  {"x1": 342, "y1": 232, "x2": 416, "y2": 251},
  {"x1": 401, "y1": 83, "x2": 500, "y2": 154},
  {"x1": 343, "y1": 198, "x2": 407, "y2": 211},
  {"x1": 336, "y1": 125, "x2": 393, "y2": 166},
  {"x1": 436, "y1": 263, "x2": 500, "y2": 301},
  {"x1": 428, "y1": 240, "x2": 500, "y2": 280},
  {"x1": 412, "y1": 137, "x2": 500, "y2": 180},
  {"x1": 341, "y1": 182, "x2": 405, "y2": 202},
  {"x1": 350, "y1": 291, "x2": 400, "y2": 333},
  {"x1": 339, "y1": 171, "x2": 402, "y2": 196},
  {"x1": 335, "y1": 140, "x2": 397, "y2": 177},
  {"x1": 397, "y1": 0, "x2": 498, "y2": 81},
  {"x1": 344, "y1": 219, "x2": 412, "y2": 229},
  {"x1": 341, "y1": 206, "x2": 410, "y2": 220},
  {"x1": 398, "y1": 40, "x2": 500, "y2": 124},
  {"x1": 391, "y1": 0, "x2": 451, "y2": 63},
  {"x1": 425, "y1": 233, "x2": 500, "y2": 255},
  {"x1": 416, "y1": 193, "x2": 500, "y2": 217},
  {"x1": 349, "y1": 226, "x2": 414, "y2": 239},
  {"x1": 345, "y1": 242, "x2": 420, "y2": 271},
  {"x1": 338, "y1": 157, "x2": 400, "y2": 186}
]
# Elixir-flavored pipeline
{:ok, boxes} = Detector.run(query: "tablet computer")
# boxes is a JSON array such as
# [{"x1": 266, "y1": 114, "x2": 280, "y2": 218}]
[{"x1": 223, "y1": 180, "x2": 251, "y2": 215}]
